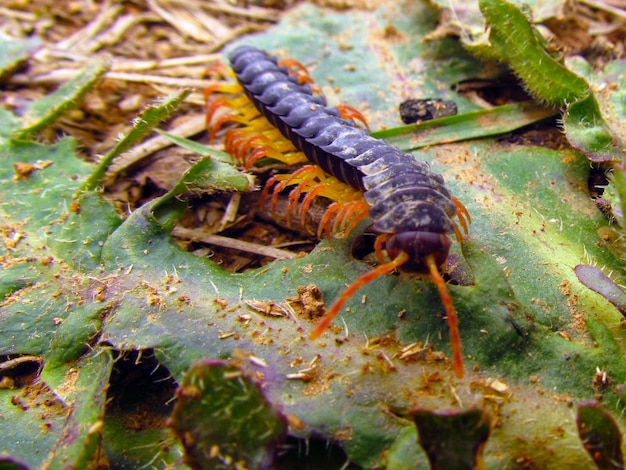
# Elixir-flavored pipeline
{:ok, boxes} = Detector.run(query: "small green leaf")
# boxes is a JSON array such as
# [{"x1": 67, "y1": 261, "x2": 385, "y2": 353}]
[
  {"x1": 564, "y1": 94, "x2": 621, "y2": 163},
  {"x1": 465, "y1": 0, "x2": 625, "y2": 162},
  {"x1": 43, "y1": 349, "x2": 113, "y2": 469},
  {"x1": 161, "y1": 153, "x2": 252, "y2": 198},
  {"x1": 0, "y1": 36, "x2": 41, "y2": 82},
  {"x1": 613, "y1": 162, "x2": 626, "y2": 229},
  {"x1": 151, "y1": 155, "x2": 253, "y2": 228},
  {"x1": 83, "y1": 90, "x2": 191, "y2": 191},
  {"x1": 472, "y1": 0, "x2": 589, "y2": 106},
  {"x1": 0, "y1": 379, "x2": 67, "y2": 469},
  {"x1": 169, "y1": 360, "x2": 287, "y2": 470},
  {"x1": 13, "y1": 60, "x2": 109, "y2": 139},
  {"x1": 577, "y1": 402, "x2": 623, "y2": 470},
  {"x1": 412, "y1": 408, "x2": 491, "y2": 470}
]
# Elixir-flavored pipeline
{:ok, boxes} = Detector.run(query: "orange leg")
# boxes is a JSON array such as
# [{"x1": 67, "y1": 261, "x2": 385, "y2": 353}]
[
  {"x1": 203, "y1": 62, "x2": 232, "y2": 78},
  {"x1": 425, "y1": 254, "x2": 464, "y2": 379},
  {"x1": 373, "y1": 233, "x2": 390, "y2": 264},
  {"x1": 203, "y1": 81, "x2": 241, "y2": 99},
  {"x1": 210, "y1": 114, "x2": 250, "y2": 142},
  {"x1": 227, "y1": 128, "x2": 270, "y2": 156},
  {"x1": 331, "y1": 202, "x2": 355, "y2": 234},
  {"x1": 278, "y1": 57, "x2": 308, "y2": 72},
  {"x1": 453, "y1": 223, "x2": 464, "y2": 244},
  {"x1": 224, "y1": 126, "x2": 302, "y2": 168},
  {"x1": 287, "y1": 181, "x2": 324, "y2": 227},
  {"x1": 205, "y1": 97, "x2": 232, "y2": 128},
  {"x1": 332, "y1": 201, "x2": 360, "y2": 234},
  {"x1": 264, "y1": 166, "x2": 366, "y2": 235},
  {"x1": 309, "y1": 251, "x2": 410, "y2": 340},
  {"x1": 299, "y1": 185, "x2": 327, "y2": 226},
  {"x1": 453, "y1": 197, "x2": 471, "y2": 235},
  {"x1": 331, "y1": 201, "x2": 368, "y2": 237},
  {"x1": 337, "y1": 104, "x2": 370, "y2": 131},
  {"x1": 225, "y1": 128, "x2": 257, "y2": 156},
  {"x1": 278, "y1": 58, "x2": 315, "y2": 85},
  {"x1": 283, "y1": 167, "x2": 330, "y2": 224},
  {"x1": 267, "y1": 166, "x2": 321, "y2": 216},
  {"x1": 233, "y1": 132, "x2": 304, "y2": 168},
  {"x1": 339, "y1": 201, "x2": 370, "y2": 239},
  {"x1": 316, "y1": 198, "x2": 368, "y2": 240},
  {"x1": 261, "y1": 174, "x2": 285, "y2": 216},
  {"x1": 245, "y1": 147, "x2": 308, "y2": 167},
  {"x1": 318, "y1": 202, "x2": 343, "y2": 240}
]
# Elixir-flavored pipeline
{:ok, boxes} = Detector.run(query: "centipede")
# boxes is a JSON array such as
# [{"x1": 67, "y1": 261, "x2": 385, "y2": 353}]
[{"x1": 205, "y1": 46, "x2": 470, "y2": 378}]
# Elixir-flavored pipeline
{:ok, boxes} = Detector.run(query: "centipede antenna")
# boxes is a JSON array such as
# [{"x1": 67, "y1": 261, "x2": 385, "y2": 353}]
[
  {"x1": 424, "y1": 254, "x2": 464, "y2": 379},
  {"x1": 309, "y1": 251, "x2": 410, "y2": 340}
]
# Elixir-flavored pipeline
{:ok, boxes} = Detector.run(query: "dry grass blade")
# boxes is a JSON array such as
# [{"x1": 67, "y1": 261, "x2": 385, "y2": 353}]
[
  {"x1": 147, "y1": 0, "x2": 224, "y2": 42},
  {"x1": 172, "y1": 227, "x2": 298, "y2": 260},
  {"x1": 106, "y1": 114, "x2": 208, "y2": 177},
  {"x1": 54, "y1": 1, "x2": 125, "y2": 52}
]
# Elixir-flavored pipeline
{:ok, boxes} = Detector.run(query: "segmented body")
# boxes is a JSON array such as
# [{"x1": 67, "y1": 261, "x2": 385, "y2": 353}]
[
  {"x1": 227, "y1": 46, "x2": 469, "y2": 264},
  {"x1": 207, "y1": 46, "x2": 470, "y2": 378}
]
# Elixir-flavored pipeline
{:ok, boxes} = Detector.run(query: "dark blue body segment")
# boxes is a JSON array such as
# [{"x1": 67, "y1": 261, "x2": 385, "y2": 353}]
[{"x1": 226, "y1": 46, "x2": 457, "y2": 236}]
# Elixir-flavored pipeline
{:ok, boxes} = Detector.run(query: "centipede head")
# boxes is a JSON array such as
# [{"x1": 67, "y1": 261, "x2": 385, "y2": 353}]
[{"x1": 385, "y1": 231, "x2": 452, "y2": 272}]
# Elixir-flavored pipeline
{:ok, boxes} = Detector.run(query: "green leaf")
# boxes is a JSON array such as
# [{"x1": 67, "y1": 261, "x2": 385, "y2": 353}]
[
  {"x1": 0, "y1": 137, "x2": 121, "y2": 270},
  {"x1": 470, "y1": 0, "x2": 589, "y2": 106},
  {"x1": 83, "y1": 90, "x2": 191, "y2": 191},
  {"x1": 563, "y1": 58, "x2": 626, "y2": 163},
  {"x1": 0, "y1": 378, "x2": 67, "y2": 469},
  {"x1": 151, "y1": 153, "x2": 254, "y2": 228},
  {"x1": 43, "y1": 350, "x2": 113, "y2": 469},
  {"x1": 0, "y1": 36, "x2": 41, "y2": 83},
  {"x1": 577, "y1": 402, "x2": 624, "y2": 470},
  {"x1": 564, "y1": 94, "x2": 622, "y2": 163},
  {"x1": 2, "y1": 3, "x2": 626, "y2": 468},
  {"x1": 463, "y1": 0, "x2": 625, "y2": 162},
  {"x1": 13, "y1": 60, "x2": 109, "y2": 139},
  {"x1": 412, "y1": 408, "x2": 491, "y2": 470},
  {"x1": 613, "y1": 162, "x2": 626, "y2": 228},
  {"x1": 169, "y1": 360, "x2": 287, "y2": 469}
]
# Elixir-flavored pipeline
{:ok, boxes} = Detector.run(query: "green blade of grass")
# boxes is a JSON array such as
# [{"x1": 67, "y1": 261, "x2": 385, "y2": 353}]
[
  {"x1": 372, "y1": 101, "x2": 556, "y2": 150},
  {"x1": 14, "y1": 60, "x2": 109, "y2": 139},
  {"x1": 82, "y1": 90, "x2": 191, "y2": 191}
]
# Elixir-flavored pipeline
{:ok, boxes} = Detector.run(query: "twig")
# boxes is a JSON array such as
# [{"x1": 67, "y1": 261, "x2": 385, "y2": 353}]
[
  {"x1": 146, "y1": 0, "x2": 217, "y2": 42},
  {"x1": 55, "y1": 1, "x2": 123, "y2": 51},
  {"x1": 0, "y1": 6, "x2": 37, "y2": 21},
  {"x1": 106, "y1": 114, "x2": 208, "y2": 177},
  {"x1": 84, "y1": 12, "x2": 161, "y2": 52},
  {"x1": 172, "y1": 227, "x2": 298, "y2": 260},
  {"x1": 578, "y1": 0, "x2": 626, "y2": 20},
  {"x1": 112, "y1": 54, "x2": 223, "y2": 72},
  {"x1": 10, "y1": 68, "x2": 214, "y2": 88}
]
